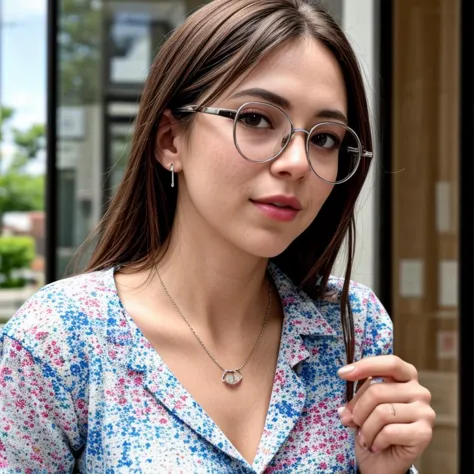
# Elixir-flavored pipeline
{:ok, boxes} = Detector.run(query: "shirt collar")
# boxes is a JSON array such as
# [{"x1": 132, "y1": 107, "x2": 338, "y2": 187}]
[
  {"x1": 110, "y1": 262, "x2": 339, "y2": 369},
  {"x1": 267, "y1": 262, "x2": 337, "y2": 368},
  {"x1": 106, "y1": 263, "x2": 339, "y2": 468}
]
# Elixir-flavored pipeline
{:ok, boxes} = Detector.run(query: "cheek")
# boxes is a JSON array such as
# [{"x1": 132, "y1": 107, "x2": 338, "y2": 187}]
[
  {"x1": 306, "y1": 181, "x2": 335, "y2": 220},
  {"x1": 195, "y1": 132, "x2": 257, "y2": 185},
  {"x1": 184, "y1": 137, "x2": 257, "y2": 206}
]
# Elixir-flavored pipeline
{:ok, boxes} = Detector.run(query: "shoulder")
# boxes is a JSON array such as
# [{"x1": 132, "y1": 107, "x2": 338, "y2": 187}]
[
  {"x1": 268, "y1": 263, "x2": 392, "y2": 342},
  {"x1": 318, "y1": 276, "x2": 393, "y2": 356},
  {"x1": 322, "y1": 276, "x2": 389, "y2": 316},
  {"x1": 1, "y1": 269, "x2": 119, "y2": 383},
  {"x1": 4, "y1": 269, "x2": 115, "y2": 335}
]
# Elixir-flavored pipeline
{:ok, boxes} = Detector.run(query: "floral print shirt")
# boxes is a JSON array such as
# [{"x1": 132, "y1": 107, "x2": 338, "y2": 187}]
[{"x1": 0, "y1": 264, "x2": 393, "y2": 473}]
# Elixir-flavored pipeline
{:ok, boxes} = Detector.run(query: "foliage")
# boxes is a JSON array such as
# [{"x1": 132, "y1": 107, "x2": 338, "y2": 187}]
[
  {"x1": 1, "y1": 107, "x2": 46, "y2": 173},
  {"x1": 0, "y1": 106, "x2": 14, "y2": 143},
  {"x1": 0, "y1": 236, "x2": 35, "y2": 288},
  {"x1": 0, "y1": 107, "x2": 46, "y2": 230},
  {"x1": 0, "y1": 173, "x2": 45, "y2": 213},
  {"x1": 11, "y1": 124, "x2": 46, "y2": 165}
]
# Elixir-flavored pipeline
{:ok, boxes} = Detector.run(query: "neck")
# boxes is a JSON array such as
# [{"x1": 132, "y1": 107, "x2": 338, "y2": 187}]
[{"x1": 154, "y1": 206, "x2": 271, "y2": 339}]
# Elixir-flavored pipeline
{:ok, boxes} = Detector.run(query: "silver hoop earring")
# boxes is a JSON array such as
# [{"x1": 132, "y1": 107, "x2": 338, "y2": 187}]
[{"x1": 170, "y1": 163, "x2": 175, "y2": 188}]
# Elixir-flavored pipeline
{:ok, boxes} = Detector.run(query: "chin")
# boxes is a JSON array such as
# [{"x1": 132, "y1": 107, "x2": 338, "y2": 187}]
[
  {"x1": 234, "y1": 227, "x2": 302, "y2": 259},
  {"x1": 245, "y1": 240, "x2": 293, "y2": 259}
]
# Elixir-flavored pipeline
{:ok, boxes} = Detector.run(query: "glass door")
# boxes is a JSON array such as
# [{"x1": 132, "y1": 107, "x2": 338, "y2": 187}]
[{"x1": 391, "y1": 0, "x2": 459, "y2": 472}]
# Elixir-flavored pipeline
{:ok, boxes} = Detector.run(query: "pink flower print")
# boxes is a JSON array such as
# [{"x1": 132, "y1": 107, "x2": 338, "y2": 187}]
[{"x1": 15, "y1": 399, "x2": 26, "y2": 410}]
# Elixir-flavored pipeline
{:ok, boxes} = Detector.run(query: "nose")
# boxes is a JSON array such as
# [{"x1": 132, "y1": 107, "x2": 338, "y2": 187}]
[{"x1": 269, "y1": 129, "x2": 311, "y2": 180}]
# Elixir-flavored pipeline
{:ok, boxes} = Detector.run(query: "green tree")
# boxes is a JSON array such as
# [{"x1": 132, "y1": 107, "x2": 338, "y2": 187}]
[
  {"x1": 1, "y1": 106, "x2": 15, "y2": 174},
  {"x1": 0, "y1": 106, "x2": 14, "y2": 143},
  {"x1": 0, "y1": 109, "x2": 45, "y2": 232},
  {"x1": 10, "y1": 124, "x2": 46, "y2": 172},
  {"x1": 0, "y1": 236, "x2": 35, "y2": 288},
  {"x1": 0, "y1": 173, "x2": 45, "y2": 213}
]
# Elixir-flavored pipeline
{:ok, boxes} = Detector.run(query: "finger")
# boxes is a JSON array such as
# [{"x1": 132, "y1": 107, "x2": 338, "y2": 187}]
[
  {"x1": 350, "y1": 380, "x2": 431, "y2": 427},
  {"x1": 338, "y1": 355, "x2": 418, "y2": 383},
  {"x1": 338, "y1": 377, "x2": 385, "y2": 427},
  {"x1": 338, "y1": 407, "x2": 357, "y2": 428},
  {"x1": 358, "y1": 401, "x2": 434, "y2": 449},
  {"x1": 340, "y1": 415, "x2": 358, "y2": 429},
  {"x1": 349, "y1": 376, "x2": 389, "y2": 411},
  {"x1": 368, "y1": 420, "x2": 434, "y2": 455},
  {"x1": 339, "y1": 377, "x2": 388, "y2": 427}
]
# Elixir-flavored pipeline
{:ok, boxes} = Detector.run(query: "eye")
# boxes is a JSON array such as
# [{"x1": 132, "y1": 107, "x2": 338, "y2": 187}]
[
  {"x1": 238, "y1": 111, "x2": 272, "y2": 129},
  {"x1": 311, "y1": 132, "x2": 340, "y2": 150}
]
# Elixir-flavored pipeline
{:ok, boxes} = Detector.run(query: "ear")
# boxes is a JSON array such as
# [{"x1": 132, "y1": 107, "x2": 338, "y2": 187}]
[{"x1": 155, "y1": 109, "x2": 184, "y2": 172}]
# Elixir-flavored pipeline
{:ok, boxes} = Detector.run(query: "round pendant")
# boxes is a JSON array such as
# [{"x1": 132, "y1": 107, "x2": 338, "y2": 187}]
[{"x1": 222, "y1": 370, "x2": 243, "y2": 386}]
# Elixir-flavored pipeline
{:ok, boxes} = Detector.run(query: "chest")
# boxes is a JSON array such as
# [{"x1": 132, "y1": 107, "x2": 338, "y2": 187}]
[
  {"x1": 141, "y1": 317, "x2": 282, "y2": 465},
  {"x1": 84, "y1": 335, "x2": 355, "y2": 474}
]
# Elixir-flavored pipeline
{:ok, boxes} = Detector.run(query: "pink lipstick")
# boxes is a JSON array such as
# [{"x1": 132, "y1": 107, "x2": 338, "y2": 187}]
[{"x1": 251, "y1": 195, "x2": 302, "y2": 222}]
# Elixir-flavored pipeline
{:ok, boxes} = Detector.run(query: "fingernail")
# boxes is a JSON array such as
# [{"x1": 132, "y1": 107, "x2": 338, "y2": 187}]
[
  {"x1": 370, "y1": 445, "x2": 379, "y2": 454},
  {"x1": 338, "y1": 365, "x2": 355, "y2": 375},
  {"x1": 337, "y1": 407, "x2": 353, "y2": 425}
]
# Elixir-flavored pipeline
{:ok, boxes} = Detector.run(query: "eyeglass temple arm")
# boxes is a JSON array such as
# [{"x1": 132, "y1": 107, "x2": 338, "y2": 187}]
[
  {"x1": 174, "y1": 105, "x2": 237, "y2": 120},
  {"x1": 347, "y1": 146, "x2": 373, "y2": 158}
]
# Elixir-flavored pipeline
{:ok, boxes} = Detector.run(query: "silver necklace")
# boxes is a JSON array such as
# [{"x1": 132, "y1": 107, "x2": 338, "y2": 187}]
[{"x1": 156, "y1": 270, "x2": 272, "y2": 387}]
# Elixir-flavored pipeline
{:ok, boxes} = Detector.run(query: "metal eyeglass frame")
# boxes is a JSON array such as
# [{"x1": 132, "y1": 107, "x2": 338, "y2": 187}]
[{"x1": 173, "y1": 101, "x2": 373, "y2": 185}]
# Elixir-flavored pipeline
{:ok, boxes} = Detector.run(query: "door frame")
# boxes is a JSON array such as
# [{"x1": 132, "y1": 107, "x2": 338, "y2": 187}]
[{"x1": 459, "y1": 0, "x2": 474, "y2": 470}]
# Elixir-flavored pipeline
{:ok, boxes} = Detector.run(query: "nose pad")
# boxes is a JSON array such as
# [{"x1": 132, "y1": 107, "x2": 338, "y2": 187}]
[
  {"x1": 271, "y1": 129, "x2": 310, "y2": 179},
  {"x1": 280, "y1": 134, "x2": 290, "y2": 148},
  {"x1": 279, "y1": 129, "x2": 307, "y2": 151},
  {"x1": 272, "y1": 133, "x2": 291, "y2": 156}
]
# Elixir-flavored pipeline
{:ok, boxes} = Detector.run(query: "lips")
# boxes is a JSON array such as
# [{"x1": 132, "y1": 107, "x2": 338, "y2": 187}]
[
  {"x1": 251, "y1": 195, "x2": 302, "y2": 210},
  {"x1": 250, "y1": 195, "x2": 302, "y2": 222}
]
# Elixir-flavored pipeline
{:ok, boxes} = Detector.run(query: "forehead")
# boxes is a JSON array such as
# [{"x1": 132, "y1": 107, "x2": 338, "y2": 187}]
[{"x1": 224, "y1": 37, "x2": 347, "y2": 115}]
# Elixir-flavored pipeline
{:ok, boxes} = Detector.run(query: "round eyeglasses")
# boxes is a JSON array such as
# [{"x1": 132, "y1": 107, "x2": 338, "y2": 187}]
[{"x1": 173, "y1": 101, "x2": 372, "y2": 184}]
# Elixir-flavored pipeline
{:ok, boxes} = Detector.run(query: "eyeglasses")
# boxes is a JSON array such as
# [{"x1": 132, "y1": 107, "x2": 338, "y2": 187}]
[{"x1": 173, "y1": 101, "x2": 372, "y2": 184}]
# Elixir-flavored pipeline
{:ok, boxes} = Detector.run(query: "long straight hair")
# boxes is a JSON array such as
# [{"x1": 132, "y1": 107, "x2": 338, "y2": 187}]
[{"x1": 83, "y1": 0, "x2": 373, "y2": 402}]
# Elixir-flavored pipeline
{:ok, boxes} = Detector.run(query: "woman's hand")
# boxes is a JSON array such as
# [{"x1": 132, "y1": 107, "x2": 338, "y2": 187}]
[{"x1": 337, "y1": 355, "x2": 435, "y2": 474}]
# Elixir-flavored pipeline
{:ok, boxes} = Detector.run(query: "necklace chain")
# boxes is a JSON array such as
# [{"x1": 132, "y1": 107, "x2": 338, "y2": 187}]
[{"x1": 156, "y1": 270, "x2": 272, "y2": 377}]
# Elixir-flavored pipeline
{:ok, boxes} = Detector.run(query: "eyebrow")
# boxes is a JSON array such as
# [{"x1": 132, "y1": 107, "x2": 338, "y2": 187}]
[
  {"x1": 231, "y1": 88, "x2": 290, "y2": 109},
  {"x1": 230, "y1": 87, "x2": 348, "y2": 124},
  {"x1": 316, "y1": 109, "x2": 348, "y2": 124}
]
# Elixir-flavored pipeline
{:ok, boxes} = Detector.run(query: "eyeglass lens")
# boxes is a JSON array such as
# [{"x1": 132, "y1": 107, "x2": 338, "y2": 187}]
[{"x1": 234, "y1": 102, "x2": 361, "y2": 184}]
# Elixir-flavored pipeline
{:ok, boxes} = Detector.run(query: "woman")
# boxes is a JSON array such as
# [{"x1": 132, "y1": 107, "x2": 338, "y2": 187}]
[{"x1": 0, "y1": 0, "x2": 434, "y2": 472}]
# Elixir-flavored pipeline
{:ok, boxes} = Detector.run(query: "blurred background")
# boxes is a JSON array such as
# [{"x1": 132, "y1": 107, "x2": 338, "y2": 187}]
[{"x1": 0, "y1": 0, "x2": 472, "y2": 472}]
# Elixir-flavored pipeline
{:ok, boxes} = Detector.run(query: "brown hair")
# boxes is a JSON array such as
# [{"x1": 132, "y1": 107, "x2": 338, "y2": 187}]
[{"x1": 83, "y1": 0, "x2": 373, "y2": 402}]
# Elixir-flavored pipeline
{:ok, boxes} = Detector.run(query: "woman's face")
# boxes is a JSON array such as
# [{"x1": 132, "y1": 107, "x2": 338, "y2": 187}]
[{"x1": 174, "y1": 37, "x2": 347, "y2": 258}]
